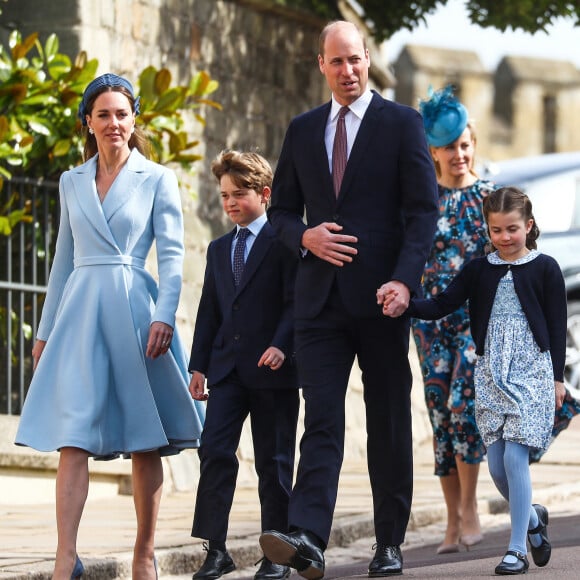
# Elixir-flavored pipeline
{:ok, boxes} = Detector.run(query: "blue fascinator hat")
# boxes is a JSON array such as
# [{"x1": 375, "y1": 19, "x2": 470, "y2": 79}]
[
  {"x1": 77, "y1": 73, "x2": 141, "y2": 126},
  {"x1": 419, "y1": 85, "x2": 468, "y2": 147}
]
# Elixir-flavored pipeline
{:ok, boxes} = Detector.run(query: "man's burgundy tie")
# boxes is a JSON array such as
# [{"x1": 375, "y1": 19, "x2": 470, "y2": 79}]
[{"x1": 332, "y1": 106, "x2": 349, "y2": 196}]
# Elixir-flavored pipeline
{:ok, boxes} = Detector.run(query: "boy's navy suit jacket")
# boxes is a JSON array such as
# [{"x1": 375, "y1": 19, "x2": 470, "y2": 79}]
[{"x1": 189, "y1": 222, "x2": 298, "y2": 389}]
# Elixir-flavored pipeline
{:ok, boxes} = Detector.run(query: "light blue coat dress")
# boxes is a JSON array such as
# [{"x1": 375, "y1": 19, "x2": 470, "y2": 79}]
[{"x1": 15, "y1": 149, "x2": 205, "y2": 458}]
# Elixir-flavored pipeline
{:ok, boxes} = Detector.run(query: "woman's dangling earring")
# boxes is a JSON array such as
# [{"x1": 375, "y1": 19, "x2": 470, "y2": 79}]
[
  {"x1": 131, "y1": 126, "x2": 135, "y2": 134},
  {"x1": 88, "y1": 127, "x2": 94, "y2": 135}
]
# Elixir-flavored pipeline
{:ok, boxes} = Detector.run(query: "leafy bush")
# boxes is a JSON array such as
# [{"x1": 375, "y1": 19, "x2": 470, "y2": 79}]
[
  {"x1": 138, "y1": 65, "x2": 221, "y2": 167},
  {"x1": 0, "y1": 31, "x2": 97, "y2": 182},
  {"x1": 0, "y1": 29, "x2": 221, "y2": 234}
]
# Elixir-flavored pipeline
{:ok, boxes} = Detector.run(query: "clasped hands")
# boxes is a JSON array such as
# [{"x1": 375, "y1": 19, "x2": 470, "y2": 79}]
[
  {"x1": 303, "y1": 223, "x2": 409, "y2": 317},
  {"x1": 376, "y1": 281, "x2": 409, "y2": 318}
]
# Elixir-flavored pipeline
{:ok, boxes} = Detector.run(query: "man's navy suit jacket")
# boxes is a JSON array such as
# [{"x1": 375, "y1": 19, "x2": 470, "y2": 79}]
[
  {"x1": 268, "y1": 91, "x2": 439, "y2": 319},
  {"x1": 189, "y1": 222, "x2": 298, "y2": 389}
]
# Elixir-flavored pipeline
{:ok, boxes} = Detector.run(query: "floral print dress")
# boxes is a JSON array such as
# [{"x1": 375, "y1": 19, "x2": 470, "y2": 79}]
[{"x1": 474, "y1": 250, "x2": 554, "y2": 451}]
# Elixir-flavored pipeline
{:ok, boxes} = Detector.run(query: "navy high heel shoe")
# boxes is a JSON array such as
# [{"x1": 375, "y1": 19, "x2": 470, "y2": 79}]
[{"x1": 71, "y1": 555, "x2": 84, "y2": 578}]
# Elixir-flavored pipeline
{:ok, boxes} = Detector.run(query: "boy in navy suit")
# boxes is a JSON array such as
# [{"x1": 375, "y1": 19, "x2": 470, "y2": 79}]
[{"x1": 188, "y1": 150, "x2": 299, "y2": 580}]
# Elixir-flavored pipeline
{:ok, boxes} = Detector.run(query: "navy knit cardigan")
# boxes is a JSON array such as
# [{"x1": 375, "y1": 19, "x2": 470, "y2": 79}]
[{"x1": 408, "y1": 253, "x2": 567, "y2": 382}]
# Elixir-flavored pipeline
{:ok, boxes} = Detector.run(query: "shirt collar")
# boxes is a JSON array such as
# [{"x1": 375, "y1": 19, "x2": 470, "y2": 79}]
[
  {"x1": 487, "y1": 249, "x2": 540, "y2": 266},
  {"x1": 331, "y1": 89, "x2": 373, "y2": 121},
  {"x1": 237, "y1": 212, "x2": 267, "y2": 237}
]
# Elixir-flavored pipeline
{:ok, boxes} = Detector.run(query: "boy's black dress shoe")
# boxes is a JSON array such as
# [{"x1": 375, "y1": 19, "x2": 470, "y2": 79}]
[
  {"x1": 528, "y1": 504, "x2": 551, "y2": 567},
  {"x1": 254, "y1": 557, "x2": 291, "y2": 580},
  {"x1": 259, "y1": 530, "x2": 325, "y2": 580},
  {"x1": 494, "y1": 551, "x2": 529, "y2": 575},
  {"x1": 368, "y1": 544, "x2": 403, "y2": 576},
  {"x1": 192, "y1": 545, "x2": 236, "y2": 580}
]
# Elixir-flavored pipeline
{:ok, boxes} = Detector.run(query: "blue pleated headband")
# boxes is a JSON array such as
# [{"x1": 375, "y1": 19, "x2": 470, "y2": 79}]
[{"x1": 77, "y1": 73, "x2": 141, "y2": 126}]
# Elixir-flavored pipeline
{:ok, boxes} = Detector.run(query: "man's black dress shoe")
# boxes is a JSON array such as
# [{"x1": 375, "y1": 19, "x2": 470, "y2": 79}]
[
  {"x1": 494, "y1": 551, "x2": 529, "y2": 575},
  {"x1": 192, "y1": 544, "x2": 236, "y2": 580},
  {"x1": 254, "y1": 557, "x2": 291, "y2": 580},
  {"x1": 528, "y1": 504, "x2": 551, "y2": 567},
  {"x1": 260, "y1": 530, "x2": 325, "y2": 580},
  {"x1": 368, "y1": 544, "x2": 403, "y2": 577}
]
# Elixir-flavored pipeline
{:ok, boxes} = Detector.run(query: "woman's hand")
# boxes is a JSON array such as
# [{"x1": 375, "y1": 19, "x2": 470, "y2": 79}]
[
  {"x1": 146, "y1": 321, "x2": 174, "y2": 359},
  {"x1": 31, "y1": 340, "x2": 47, "y2": 371}
]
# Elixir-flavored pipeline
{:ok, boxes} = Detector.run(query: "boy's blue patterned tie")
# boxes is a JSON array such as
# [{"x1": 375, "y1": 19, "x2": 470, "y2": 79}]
[{"x1": 233, "y1": 228, "x2": 250, "y2": 286}]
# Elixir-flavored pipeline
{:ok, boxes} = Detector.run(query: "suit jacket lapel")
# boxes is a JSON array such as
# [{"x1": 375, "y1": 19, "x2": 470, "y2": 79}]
[
  {"x1": 103, "y1": 149, "x2": 149, "y2": 220},
  {"x1": 313, "y1": 102, "x2": 337, "y2": 204},
  {"x1": 337, "y1": 92, "x2": 382, "y2": 203},
  {"x1": 218, "y1": 225, "x2": 271, "y2": 295},
  {"x1": 237, "y1": 223, "x2": 272, "y2": 292},
  {"x1": 68, "y1": 156, "x2": 119, "y2": 249},
  {"x1": 217, "y1": 228, "x2": 237, "y2": 293}
]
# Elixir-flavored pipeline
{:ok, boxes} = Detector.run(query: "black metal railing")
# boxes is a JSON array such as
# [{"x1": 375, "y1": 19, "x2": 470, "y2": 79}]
[{"x1": 1, "y1": 176, "x2": 59, "y2": 415}]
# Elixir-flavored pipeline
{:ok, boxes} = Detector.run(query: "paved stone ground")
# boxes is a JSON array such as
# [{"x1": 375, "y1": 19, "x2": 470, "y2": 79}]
[{"x1": 1, "y1": 420, "x2": 579, "y2": 579}]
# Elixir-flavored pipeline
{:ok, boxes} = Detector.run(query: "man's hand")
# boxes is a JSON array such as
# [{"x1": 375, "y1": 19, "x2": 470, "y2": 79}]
[
  {"x1": 302, "y1": 222, "x2": 358, "y2": 266},
  {"x1": 377, "y1": 281, "x2": 410, "y2": 317}
]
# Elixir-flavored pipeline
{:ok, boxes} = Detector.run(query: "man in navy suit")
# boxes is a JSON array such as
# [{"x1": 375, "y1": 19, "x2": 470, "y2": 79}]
[
  {"x1": 259, "y1": 21, "x2": 438, "y2": 579},
  {"x1": 189, "y1": 150, "x2": 299, "y2": 580}
]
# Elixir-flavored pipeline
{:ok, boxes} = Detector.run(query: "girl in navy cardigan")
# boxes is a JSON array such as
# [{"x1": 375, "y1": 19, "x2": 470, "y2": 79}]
[{"x1": 381, "y1": 187, "x2": 566, "y2": 575}]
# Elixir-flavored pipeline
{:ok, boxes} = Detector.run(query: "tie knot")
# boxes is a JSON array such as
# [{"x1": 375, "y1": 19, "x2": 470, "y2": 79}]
[
  {"x1": 338, "y1": 106, "x2": 349, "y2": 120},
  {"x1": 237, "y1": 228, "x2": 250, "y2": 240}
]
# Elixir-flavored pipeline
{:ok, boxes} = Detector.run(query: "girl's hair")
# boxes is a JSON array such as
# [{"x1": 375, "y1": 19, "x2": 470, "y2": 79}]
[
  {"x1": 483, "y1": 186, "x2": 540, "y2": 250},
  {"x1": 211, "y1": 150, "x2": 273, "y2": 192},
  {"x1": 82, "y1": 85, "x2": 150, "y2": 161}
]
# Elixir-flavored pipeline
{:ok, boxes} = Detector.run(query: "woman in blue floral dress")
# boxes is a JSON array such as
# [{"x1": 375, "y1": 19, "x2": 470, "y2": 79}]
[{"x1": 413, "y1": 86, "x2": 490, "y2": 553}]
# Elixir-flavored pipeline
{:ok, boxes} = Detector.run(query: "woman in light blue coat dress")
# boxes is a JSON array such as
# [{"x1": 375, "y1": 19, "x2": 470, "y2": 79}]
[{"x1": 15, "y1": 74, "x2": 204, "y2": 580}]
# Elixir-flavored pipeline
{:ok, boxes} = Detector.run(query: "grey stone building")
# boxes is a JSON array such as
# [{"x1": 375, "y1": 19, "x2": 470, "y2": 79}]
[{"x1": 492, "y1": 56, "x2": 580, "y2": 158}]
